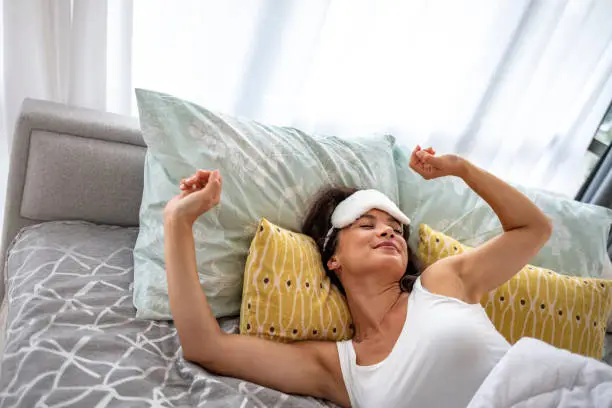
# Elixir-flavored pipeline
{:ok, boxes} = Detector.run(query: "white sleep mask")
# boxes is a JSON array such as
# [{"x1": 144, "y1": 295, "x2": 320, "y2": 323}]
[{"x1": 322, "y1": 189, "x2": 411, "y2": 250}]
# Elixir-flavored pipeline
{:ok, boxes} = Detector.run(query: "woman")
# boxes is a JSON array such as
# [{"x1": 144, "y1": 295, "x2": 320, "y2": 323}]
[{"x1": 163, "y1": 146, "x2": 552, "y2": 408}]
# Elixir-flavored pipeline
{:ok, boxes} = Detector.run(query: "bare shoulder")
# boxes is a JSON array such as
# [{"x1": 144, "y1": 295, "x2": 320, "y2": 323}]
[{"x1": 420, "y1": 256, "x2": 476, "y2": 303}]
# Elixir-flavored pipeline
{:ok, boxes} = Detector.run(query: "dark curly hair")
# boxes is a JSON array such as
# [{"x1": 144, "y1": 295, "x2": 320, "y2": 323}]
[{"x1": 301, "y1": 186, "x2": 421, "y2": 296}]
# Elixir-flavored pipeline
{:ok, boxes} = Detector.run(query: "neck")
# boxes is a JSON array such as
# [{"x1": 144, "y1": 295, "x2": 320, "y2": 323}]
[{"x1": 343, "y1": 276, "x2": 404, "y2": 343}]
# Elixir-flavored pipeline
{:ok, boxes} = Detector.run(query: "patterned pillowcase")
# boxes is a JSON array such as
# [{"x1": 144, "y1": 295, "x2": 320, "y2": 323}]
[
  {"x1": 418, "y1": 224, "x2": 612, "y2": 359},
  {"x1": 240, "y1": 219, "x2": 353, "y2": 342},
  {"x1": 134, "y1": 89, "x2": 399, "y2": 319}
]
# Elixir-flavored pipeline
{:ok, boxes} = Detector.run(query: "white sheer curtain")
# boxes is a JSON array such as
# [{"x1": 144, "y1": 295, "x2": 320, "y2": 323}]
[
  {"x1": 1, "y1": 0, "x2": 133, "y2": 138},
  {"x1": 133, "y1": 0, "x2": 612, "y2": 196},
  {"x1": 2, "y1": 0, "x2": 612, "y2": 211},
  {"x1": 0, "y1": 0, "x2": 132, "y2": 226}
]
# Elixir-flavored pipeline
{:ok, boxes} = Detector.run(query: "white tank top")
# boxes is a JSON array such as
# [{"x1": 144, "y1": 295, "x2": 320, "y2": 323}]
[{"x1": 336, "y1": 277, "x2": 510, "y2": 408}]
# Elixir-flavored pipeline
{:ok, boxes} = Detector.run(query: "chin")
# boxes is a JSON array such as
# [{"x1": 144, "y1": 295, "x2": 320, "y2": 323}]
[{"x1": 369, "y1": 255, "x2": 407, "y2": 274}]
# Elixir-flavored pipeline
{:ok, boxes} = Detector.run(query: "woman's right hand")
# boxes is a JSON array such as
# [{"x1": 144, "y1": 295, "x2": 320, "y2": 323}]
[{"x1": 164, "y1": 169, "x2": 222, "y2": 225}]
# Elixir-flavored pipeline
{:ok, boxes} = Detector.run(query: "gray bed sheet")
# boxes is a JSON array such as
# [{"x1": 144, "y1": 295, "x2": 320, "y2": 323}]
[{"x1": 0, "y1": 222, "x2": 335, "y2": 408}]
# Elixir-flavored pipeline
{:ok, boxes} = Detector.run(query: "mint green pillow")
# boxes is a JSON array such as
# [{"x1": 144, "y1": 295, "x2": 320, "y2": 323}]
[
  {"x1": 134, "y1": 89, "x2": 400, "y2": 319},
  {"x1": 393, "y1": 144, "x2": 612, "y2": 279}
]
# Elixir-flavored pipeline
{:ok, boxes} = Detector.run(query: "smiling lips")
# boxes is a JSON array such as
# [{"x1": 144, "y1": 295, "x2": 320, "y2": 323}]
[{"x1": 375, "y1": 241, "x2": 399, "y2": 252}]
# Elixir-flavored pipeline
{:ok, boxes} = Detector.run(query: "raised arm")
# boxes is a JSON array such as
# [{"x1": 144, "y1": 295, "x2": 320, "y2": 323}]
[
  {"x1": 410, "y1": 147, "x2": 552, "y2": 302},
  {"x1": 163, "y1": 170, "x2": 349, "y2": 407}
]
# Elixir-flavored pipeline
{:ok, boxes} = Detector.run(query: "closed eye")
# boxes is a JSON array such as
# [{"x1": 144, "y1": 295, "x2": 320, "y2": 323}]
[{"x1": 359, "y1": 224, "x2": 402, "y2": 234}]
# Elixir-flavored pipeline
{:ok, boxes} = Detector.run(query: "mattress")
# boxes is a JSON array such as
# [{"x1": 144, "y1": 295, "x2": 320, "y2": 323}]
[
  {"x1": 0, "y1": 221, "x2": 610, "y2": 407},
  {"x1": 0, "y1": 221, "x2": 335, "y2": 407}
]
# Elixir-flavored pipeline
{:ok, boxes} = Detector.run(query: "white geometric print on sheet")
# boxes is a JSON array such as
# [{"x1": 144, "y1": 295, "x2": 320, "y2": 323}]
[{"x1": 0, "y1": 222, "x2": 335, "y2": 407}]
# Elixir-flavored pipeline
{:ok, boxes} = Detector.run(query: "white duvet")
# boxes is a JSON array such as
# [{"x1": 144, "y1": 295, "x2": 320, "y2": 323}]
[{"x1": 468, "y1": 337, "x2": 612, "y2": 408}]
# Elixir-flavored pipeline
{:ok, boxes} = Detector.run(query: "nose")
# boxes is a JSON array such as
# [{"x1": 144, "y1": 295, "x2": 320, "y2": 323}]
[{"x1": 378, "y1": 224, "x2": 394, "y2": 238}]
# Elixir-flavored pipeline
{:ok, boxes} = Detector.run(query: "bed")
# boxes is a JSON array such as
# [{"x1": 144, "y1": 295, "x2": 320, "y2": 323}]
[
  {"x1": 0, "y1": 100, "x2": 335, "y2": 407},
  {"x1": 0, "y1": 99, "x2": 610, "y2": 407}
]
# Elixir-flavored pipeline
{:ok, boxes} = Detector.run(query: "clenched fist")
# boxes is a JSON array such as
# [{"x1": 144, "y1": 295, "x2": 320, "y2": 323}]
[
  {"x1": 409, "y1": 146, "x2": 465, "y2": 180},
  {"x1": 164, "y1": 169, "x2": 222, "y2": 225}
]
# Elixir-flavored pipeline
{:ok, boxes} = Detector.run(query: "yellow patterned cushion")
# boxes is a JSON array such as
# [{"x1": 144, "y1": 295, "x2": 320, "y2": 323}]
[
  {"x1": 418, "y1": 224, "x2": 612, "y2": 359},
  {"x1": 240, "y1": 219, "x2": 353, "y2": 342}
]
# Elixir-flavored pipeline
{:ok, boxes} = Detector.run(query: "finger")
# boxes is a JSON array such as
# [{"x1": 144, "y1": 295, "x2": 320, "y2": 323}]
[
  {"x1": 183, "y1": 171, "x2": 208, "y2": 190},
  {"x1": 411, "y1": 146, "x2": 423, "y2": 162},
  {"x1": 194, "y1": 172, "x2": 222, "y2": 206},
  {"x1": 410, "y1": 161, "x2": 429, "y2": 179},
  {"x1": 180, "y1": 182, "x2": 196, "y2": 191},
  {"x1": 425, "y1": 147, "x2": 435, "y2": 155},
  {"x1": 182, "y1": 176, "x2": 196, "y2": 188},
  {"x1": 410, "y1": 151, "x2": 423, "y2": 167},
  {"x1": 418, "y1": 149, "x2": 433, "y2": 158},
  {"x1": 409, "y1": 155, "x2": 422, "y2": 172},
  {"x1": 182, "y1": 184, "x2": 196, "y2": 193},
  {"x1": 185, "y1": 170, "x2": 212, "y2": 191},
  {"x1": 199, "y1": 170, "x2": 221, "y2": 195},
  {"x1": 184, "y1": 178, "x2": 196, "y2": 188},
  {"x1": 196, "y1": 170, "x2": 212, "y2": 184},
  {"x1": 416, "y1": 150, "x2": 429, "y2": 160},
  {"x1": 417, "y1": 150, "x2": 439, "y2": 164}
]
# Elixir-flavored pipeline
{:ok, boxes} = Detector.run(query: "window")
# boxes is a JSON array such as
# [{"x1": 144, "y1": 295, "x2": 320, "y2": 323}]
[{"x1": 583, "y1": 101, "x2": 612, "y2": 183}]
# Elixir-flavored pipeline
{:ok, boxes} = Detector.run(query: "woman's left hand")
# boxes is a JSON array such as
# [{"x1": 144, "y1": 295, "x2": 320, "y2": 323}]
[{"x1": 409, "y1": 146, "x2": 466, "y2": 180}]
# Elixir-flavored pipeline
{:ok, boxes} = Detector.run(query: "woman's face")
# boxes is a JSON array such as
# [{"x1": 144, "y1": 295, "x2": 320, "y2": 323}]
[{"x1": 327, "y1": 209, "x2": 409, "y2": 282}]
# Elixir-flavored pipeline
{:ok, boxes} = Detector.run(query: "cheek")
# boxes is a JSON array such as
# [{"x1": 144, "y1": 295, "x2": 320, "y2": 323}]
[
  {"x1": 336, "y1": 230, "x2": 370, "y2": 258},
  {"x1": 399, "y1": 241, "x2": 410, "y2": 263}
]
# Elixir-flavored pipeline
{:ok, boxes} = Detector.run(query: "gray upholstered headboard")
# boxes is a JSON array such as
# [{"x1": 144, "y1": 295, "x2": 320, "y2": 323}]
[
  {"x1": 0, "y1": 98, "x2": 146, "y2": 302},
  {"x1": 3, "y1": 98, "x2": 612, "y2": 304}
]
